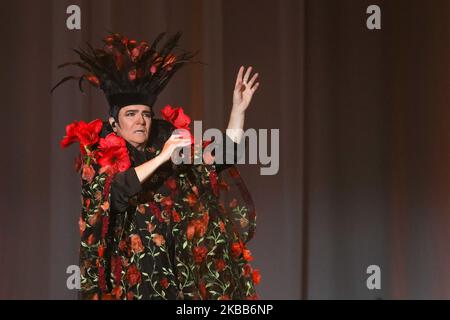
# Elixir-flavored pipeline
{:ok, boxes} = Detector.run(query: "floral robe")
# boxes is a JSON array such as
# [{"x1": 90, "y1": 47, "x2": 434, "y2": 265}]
[{"x1": 78, "y1": 119, "x2": 259, "y2": 300}]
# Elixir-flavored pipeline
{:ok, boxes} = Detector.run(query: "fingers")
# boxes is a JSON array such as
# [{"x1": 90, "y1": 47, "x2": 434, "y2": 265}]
[
  {"x1": 235, "y1": 66, "x2": 244, "y2": 89},
  {"x1": 235, "y1": 66, "x2": 259, "y2": 92},
  {"x1": 243, "y1": 66, "x2": 253, "y2": 84},
  {"x1": 247, "y1": 72, "x2": 259, "y2": 88}
]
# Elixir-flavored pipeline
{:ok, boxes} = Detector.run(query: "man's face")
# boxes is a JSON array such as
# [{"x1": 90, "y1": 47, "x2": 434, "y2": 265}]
[{"x1": 112, "y1": 105, "x2": 152, "y2": 149}]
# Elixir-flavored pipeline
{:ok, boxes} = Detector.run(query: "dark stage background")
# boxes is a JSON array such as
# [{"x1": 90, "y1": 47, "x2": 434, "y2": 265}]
[{"x1": 0, "y1": 0, "x2": 449, "y2": 299}]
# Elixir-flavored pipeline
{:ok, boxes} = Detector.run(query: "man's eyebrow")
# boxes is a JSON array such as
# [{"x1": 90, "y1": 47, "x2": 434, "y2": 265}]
[{"x1": 124, "y1": 110, "x2": 151, "y2": 113}]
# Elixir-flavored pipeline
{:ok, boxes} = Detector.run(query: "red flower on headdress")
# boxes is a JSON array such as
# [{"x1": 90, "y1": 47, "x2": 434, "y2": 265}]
[
  {"x1": 97, "y1": 133, "x2": 131, "y2": 174},
  {"x1": 161, "y1": 105, "x2": 191, "y2": 130},
  {"x1": 86, "y1": 75, "x2": 100, "y2": 87}
]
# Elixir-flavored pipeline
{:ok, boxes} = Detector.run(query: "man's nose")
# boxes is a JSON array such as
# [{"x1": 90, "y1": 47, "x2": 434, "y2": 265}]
[{"x1": 136, "y1": 114, "x2": 145, "y2": 124}]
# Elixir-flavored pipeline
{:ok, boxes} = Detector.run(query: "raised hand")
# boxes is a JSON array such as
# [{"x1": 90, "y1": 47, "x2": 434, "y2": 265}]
[{"x1": 232, "y1": 66, "x2": 260, "y2": 114}]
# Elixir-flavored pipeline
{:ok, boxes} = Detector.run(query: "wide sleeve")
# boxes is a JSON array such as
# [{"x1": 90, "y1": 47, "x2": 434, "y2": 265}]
[
  {"x1": 214, "y1": 132, "x2": 245, "y2": 173},
  {"x1": 109, "y1": 168, "x2": 142, "y2": 213}
]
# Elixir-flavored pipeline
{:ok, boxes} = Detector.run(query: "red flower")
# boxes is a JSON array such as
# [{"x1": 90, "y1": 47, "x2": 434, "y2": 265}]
[
  {"x1": 79, "y1": 217, "x2": 86, "y2": 235},
  {"x1": 101, "y1": 216, "x2": 109, "y2": 239},
  {"x1": 81, "y1": 164, "x2": 95, "y2": 183},
  {"x1": 243, "y1": 264, "x2": 252, "y2": 277},
  {"x1": 219, "y1": 221, "x2": 225, "y2": 233},
  {"x1": 160, "y1": 278, "x2": 169, "y2": 289},
  {"x1": 128, "y1": 69, "x2": 136, "y2": 81},
  {"x1": 98, "y1": 266, "x2": 106, "y2": 291},
  {"x1": 186, "y1": 193, "x2": 198, "y2": 207},
  {"x1": 60, "y1": 121, "x2": 80, "y2": 149},
  {"x1": 193, "y1": 246, "x2": 208, "y2": 265},
  {"x1": 98, "y1": 245, "x2": 105, "y2": 258},
  {"x1": 87, "y1": 234, "x2": 95, "y2": 246},
  {"x1": 243, "y1": 248, "x2": 253, "y2": 262},
  {"x1": 215, "y1": 259, "x2": 226, "y2": 272},
  {"x1": 209, "y1": 170, "x2": 219, "y2": 196},
  {"x1": 149, "y1": 202, "x2": 164, "y2": 223},
  {"x1": 186, "y1": 222, "x2": 195, "y2": 240},
  {"x1": 165, "y1": 177, "x2": 177, "y2": 191},
  {"x1": 229, "y1": 198, "x2": 238, "y2": 209},
  {"x1": 198, "y1": 280, "x2": 207, "y2": 300},
  {"x1": 252, "y1": 269, "x2": 261, "y2": 285},
  {"x1": 76, "y1": 119, "x2": 103, "y2": 148},
  {"x1": 97, "y1": 133, "x2": 131, "y2": 174},
  {"x1": 130, "y1": 234, "x2": 144, "y2": 254},
  {"x1": 231, "y1": 241, "x2": 243, "y2": 259},
  {"x1": 86, "y1": 75, "x2": 100, "y2": 87},
  {"x1": 161, "y1": 105, "x2": 191, "y2": 130},
  {"x1": 161, "y1": 196, "x2": 173, "y2": 209},
  {"x1": 172, "y1": 210, "x2": 181, "y2": 223},
  {"x1": 126, "y1": 264, "x2": 141, "y2": 286}
]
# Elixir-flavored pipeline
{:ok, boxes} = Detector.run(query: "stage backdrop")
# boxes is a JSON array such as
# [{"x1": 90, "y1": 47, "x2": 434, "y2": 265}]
[{"x1": 0, "y1": 0, "x2": 448, "y2": 299}]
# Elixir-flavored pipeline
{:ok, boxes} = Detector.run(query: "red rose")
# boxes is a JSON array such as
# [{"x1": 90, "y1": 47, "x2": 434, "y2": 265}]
[
  {"x1": 193, "y1": 246, "x2": 208, "y2": 265},
  {"x1": 97, "y1": 133, "x2": 131, "y2": 174},
  {"x1": 252, "y1": 269, "x2": 261, "y2": 285},
  {"x1": 215, "y1": 259, "x2": 226, "y2": 272},
  {"x1": 187, "y1": 222, "x2": 195, "y2": 240},
  {"x1": 231, "y1": 242, "x2": 243, "y2": 259},
  {"x1": 126, "y1": 264, "x2": 141, "y2": 286},
  {"x1": 81, "y1": 164, "x2": 95, "y2": 183},
  {"x1": 160, "y1": 277, "x2": 169, "y2": 289},
  {"x1": 243, "y1": 248, "x2": 253, "y2": 262},
  {"x1": 161, "y1": 105, "x2": 191, "y2": 130},
  {"x1": 130, "y1": 234, "x2": 144, "y2": 254},
  {"x1": 149, "y1": 202, "x2": 164, "y2": 223}
]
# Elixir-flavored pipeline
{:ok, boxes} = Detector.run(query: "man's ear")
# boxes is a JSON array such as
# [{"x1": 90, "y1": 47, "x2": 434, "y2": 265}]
[{"x1": 108, "y1": 117, "x2": 117, "y2": 131}]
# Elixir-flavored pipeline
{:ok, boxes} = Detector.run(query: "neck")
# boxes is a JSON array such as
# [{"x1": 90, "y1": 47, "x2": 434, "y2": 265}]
[{"x1": 129, "y1": 141, "x2": 146, "y2": 152}]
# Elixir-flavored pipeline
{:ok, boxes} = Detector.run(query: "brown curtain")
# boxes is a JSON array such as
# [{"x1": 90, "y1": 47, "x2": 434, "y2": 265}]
[{"x1": 0, "y1": 0, "x2": 448, "y2": 299}]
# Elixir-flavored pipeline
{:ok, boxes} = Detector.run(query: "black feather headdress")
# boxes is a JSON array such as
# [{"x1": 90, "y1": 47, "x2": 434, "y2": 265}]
[{"x1": 51, "y1": 32, "x2": 197, "y2": 109}]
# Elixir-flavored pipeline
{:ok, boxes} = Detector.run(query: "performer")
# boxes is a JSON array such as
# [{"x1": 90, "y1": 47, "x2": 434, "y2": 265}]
[{"x1": 54, "y1": 32, "x2": 261, "y2": 300}]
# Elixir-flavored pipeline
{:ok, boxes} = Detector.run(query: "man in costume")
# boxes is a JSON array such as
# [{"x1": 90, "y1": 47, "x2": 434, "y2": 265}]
[{"x1": 54, "y1": 32, "x2": 261, "y2": 300}]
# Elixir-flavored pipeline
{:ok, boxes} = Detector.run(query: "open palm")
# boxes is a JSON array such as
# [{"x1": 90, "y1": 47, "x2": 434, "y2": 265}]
[{"x1": 232, "y1": 66, "x2": 260, "y2": 113}]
